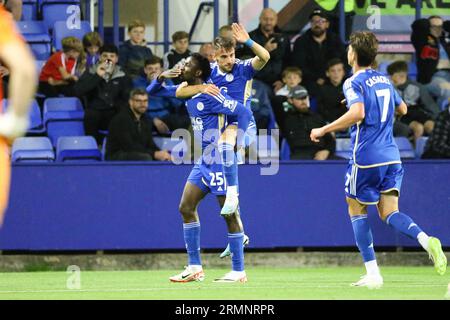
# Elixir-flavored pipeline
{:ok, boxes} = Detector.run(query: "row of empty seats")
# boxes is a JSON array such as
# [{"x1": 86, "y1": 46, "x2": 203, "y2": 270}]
[
  {"x1": 12, "y1": 136, "x2": 189, "y2": 163},
  {"x1": 280, "y1": 136, "x2": 429, "y2": 160},
  {"x1": 22, "y1": 0, "x2": 81, "y2": 28},
  {"x1": 2, "y1": 97, "x2": 85, "y2": 147},
  {"x1": 19, "y1": 20, "x2": 91, "y2": 60}
]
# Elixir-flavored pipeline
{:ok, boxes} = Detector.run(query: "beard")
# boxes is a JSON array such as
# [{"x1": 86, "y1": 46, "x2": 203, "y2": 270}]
[{"x1": 311, "y1": 27, "x2": 326, "y2": 37}]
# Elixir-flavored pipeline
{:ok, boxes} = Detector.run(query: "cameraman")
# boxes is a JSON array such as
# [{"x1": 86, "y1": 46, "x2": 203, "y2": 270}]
[
  {"x1": 74, "y1": 44, "x2": 132, "y2": 145},
  {"x1": 236, "y1": 8, "x2": 291, "y2": 97}
]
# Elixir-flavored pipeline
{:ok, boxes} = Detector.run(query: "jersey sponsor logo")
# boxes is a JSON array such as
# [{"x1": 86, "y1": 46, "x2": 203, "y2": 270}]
[
  {"x1": 225, "y1": 73, "x2": 234, "y2": 82},
  {"x1": 223, "y1": 99, "x2": 237, "y2": 112},
  {"x1": 191, "y1": 116, "x2": 203, "y2": 131},
  {"x1": 197, "y1": 102, "x2": 204, "y2": 111}
]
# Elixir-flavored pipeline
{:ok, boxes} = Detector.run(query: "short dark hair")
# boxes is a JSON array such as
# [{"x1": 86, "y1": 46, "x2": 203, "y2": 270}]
[
  {"x1": 327, "y1": 58, "x2": 344, "y2": 70},
  {"x1": 144, "y1": 56, "x2": 163, "y2": 67},
  {"x1": 99, "y1": 44, "x2": 119, "y2": 55},
  {"x1": 191, "y1": 53, "x2": 211, "y2": 82},
  {"x1": 129, "y1": 88, "x2": 148, "y2": 99},
  {"x1": 349, "y1": 31, "x2": 378, "y2": 67},
  {"x1": 387, "y1": 60, "x2": 408, "y2": 76},
  {"x1": 213, "y1": 36, "x2": 235, "y2": 51},
  {"x1": 172, "y1": 31, "x2": 189, "y2": 42}
]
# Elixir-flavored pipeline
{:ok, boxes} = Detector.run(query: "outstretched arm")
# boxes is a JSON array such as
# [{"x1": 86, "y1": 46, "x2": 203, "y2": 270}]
[
  {"x1": 310, "y1": 103, "x2": 365, "y2": 142},
  {"x1": 232, "y1": 23, "x2": 270, "y2": 71}
]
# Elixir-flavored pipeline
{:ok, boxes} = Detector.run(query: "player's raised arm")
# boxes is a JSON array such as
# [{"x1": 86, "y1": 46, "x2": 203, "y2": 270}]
[
  {"x1": 232, "y1": 23, "x2": 270, "y2": 71},
  {"x1": 175, "y1": 83, "x2": 221, "y2": 99}
]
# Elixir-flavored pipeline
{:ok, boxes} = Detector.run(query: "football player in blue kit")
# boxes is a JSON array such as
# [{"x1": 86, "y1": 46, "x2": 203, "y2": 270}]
[
  {"x1": 176, "y1": 23, "x2": 270, "y2": 258},
  {"x1": 147, "y1": 53, "x2": 253, "y2": 283},
  {"x1": 310, "y1": 31, "x2": 447, "y2": 289}
]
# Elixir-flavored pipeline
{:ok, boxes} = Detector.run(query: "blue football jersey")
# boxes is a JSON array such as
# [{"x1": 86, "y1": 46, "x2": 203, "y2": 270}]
[
  {"x1": 209, "y1": 59, "x2": 256, "y2": 127},
  {"x1": 187, "y1": 90, "x2": 251, "y2": 154},
  {"x1": 343, "y1": 69, "x2": 403, "y2": 167}
]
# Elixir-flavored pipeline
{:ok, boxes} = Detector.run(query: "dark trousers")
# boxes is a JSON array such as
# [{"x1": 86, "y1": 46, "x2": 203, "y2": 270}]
[
  {"x1": 38, "y1": 81, "x2": 75, "y2": 97},
  {"x1": 108, "y1": 151, "x2": 153, "y2": 161},
  {"x1": 84, "y1": 108, "x2": 118, "y2": 144}
]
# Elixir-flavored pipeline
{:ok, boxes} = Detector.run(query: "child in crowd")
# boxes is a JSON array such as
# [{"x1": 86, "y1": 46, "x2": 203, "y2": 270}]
[
  {"x1": 38, "y1": 36, "x2": 84, "y2": 97},
  {"x1": 83, "y1": 31, "x2": 103, "y2": 69},
  {"x1": 119, "y1": 19, "x2": 153, "y2": 80},
  {"x1": 276, "y1": 66, "x2": 302, "y2": 96}
]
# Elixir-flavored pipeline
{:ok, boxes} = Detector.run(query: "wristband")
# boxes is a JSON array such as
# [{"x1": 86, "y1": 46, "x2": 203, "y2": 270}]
[{"x1": 244, "y1": 38, "x2": 254, "y2": 47}]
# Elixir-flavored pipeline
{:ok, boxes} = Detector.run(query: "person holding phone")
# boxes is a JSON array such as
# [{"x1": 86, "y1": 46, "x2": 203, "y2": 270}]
[{"x1": 236, "y1": 8, "x2": 290, "y2": 97}]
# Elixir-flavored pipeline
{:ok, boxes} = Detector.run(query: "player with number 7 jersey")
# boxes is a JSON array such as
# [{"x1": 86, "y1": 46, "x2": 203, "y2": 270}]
[{"x1": 310, "y1": 31, "x2": 446, "y2": 289}]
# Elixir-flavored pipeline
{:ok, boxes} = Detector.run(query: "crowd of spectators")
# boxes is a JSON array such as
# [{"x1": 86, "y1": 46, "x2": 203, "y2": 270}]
[{"x1": 6, "y1": 1, "x2": 450, "y2": 161}]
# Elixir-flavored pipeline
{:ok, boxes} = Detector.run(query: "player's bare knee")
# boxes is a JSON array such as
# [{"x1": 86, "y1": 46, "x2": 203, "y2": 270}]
[{"x1": 178, "y1": 202, "x2": 196, "y2": 220}]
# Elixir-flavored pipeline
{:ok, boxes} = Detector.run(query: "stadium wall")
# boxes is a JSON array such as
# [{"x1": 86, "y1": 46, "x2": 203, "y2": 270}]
[{"x1": 0, "y1": 161, "x2": 449, "y2": 251}]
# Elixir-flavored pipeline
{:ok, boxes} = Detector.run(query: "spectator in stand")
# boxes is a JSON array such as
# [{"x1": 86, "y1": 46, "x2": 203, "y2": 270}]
[
  {"x1": 163, "y1": 31, "x2": 191, "y2": 70},
  {"x1": 317, "y1": 58, "x2": 347, "y2": 124},
  {"x1": 411, "y1": 16, "x2": 450, "y2": 106},
  {"x1": 83, "y1": 32, "x2": 103, "y2": 70},
  {"x1": 38, "y1": 36, "x2": 84, "y2": 97},
  {"x1": 74, "y1": 44, "x2": 132, "y2": 145},
  {"x1": 133, "y1": 56, "x2": 190, "y2": 134},
  {"x1": 315, "y1": 1, "x2": 355, "y2": 40},
  {"x1": 119, "y1": 19, "x2": 153, "y2": 80},
  {"x1": 106, "y1": 89, "x2": 171, "y2": 161},
  {"x1": 1, "y1": 0, "x2": 22, "y2": 21},
  {"x1": 387, "y1": 60, "x2": 439, "y2": 143},
  {"x1": 290, "y1": 9, "x2": 346, "y2": 98},
  {"x1": 276, "y1": 67, "x2": 302, "y2": 96},
  {"x1": 237, "y1": 8, "x2": 291, "y2": 96},
  {"x1": 422, "y1": 105, "x2": 450, "y2": 159},
  {"x1": 282, "y1": 85, "x2": 335, "y2": 160},
  {"x1": 199, "y1": 42, "x2": 216, "y2": 63}
]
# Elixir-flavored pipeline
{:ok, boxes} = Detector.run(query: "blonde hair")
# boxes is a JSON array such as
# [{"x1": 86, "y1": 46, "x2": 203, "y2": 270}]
[
  {"x1": 82, "y1": 31, "x2": 103, "y2": 49},
  {"x1": 61, "y1": 36, "x2": 83, "y2": 54}
]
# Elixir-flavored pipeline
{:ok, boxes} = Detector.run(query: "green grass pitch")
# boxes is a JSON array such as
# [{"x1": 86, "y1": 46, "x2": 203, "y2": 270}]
[{"x1": 0, "y1": 267, "x2": 448, "y2": 300}]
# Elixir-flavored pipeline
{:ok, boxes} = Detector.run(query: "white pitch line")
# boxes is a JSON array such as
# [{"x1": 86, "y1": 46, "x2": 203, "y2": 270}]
[{"x1": 0, "y1": 283, "x2": 447, "y2": 294}]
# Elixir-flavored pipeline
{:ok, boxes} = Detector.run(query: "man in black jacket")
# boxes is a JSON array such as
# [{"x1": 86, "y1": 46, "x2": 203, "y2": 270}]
[
  {"x1": 106, "y1": 88, "x2": 171, "y2": 161},
  {"x1": 282, "y1": 85, "x2": 335, "y2": 160},
  {"x1": 290, "y1": 9, "x2": 346, "y2": 98},
  {"x1": 236, "y1": 8, "x2": 290, "y2": 96},
  {"x1": 411, "y1": 16, "x2": 450, "y2": 84},
  {"x1": 74, "y1": 44, "x2": 132, "y2": 144}
]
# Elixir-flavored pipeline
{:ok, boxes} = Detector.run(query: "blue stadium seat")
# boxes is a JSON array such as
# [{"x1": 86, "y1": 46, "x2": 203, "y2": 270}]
[
  {"x1": 47, "y1": 121, "x2": 85, "y2": 147},
  {"x1": 52, "y1": 20, "x2": 92, "y2": 51},
  {"x1": 309, "y1": 96, "x2": 318, "y2": 113},
  {"x1": 395, "y1": 137, "x2": 415, "y2": 159},
  {"x1": 36, "y1": 59, "x2": 46, "y2": 75},
  {"x1": 11, "y1": 137, "x2": 54, "y2": 163},
  {"x1": 335, "y1": 138, "x2": 352, "y2": 160},
  {"x1": 56, "y1": 136, "x2": 101, "y2": 162},
  {"x1": 2, "y1": 99, "x2": 45, "y2": 134},
  {"x1": 153, "y1": 136, "x2": 188, "y2": 162},
  {"x1": 22, "y1": 0, "x2": 38, "y2": 20},
  {"x1": 280, "y1": 139, "x2": 290, "y2": 160},
  {"x1": 40, "y1": 0, "x2": 81, "y2": 31},
  {"x1": 16, "y1": 21, "x2": 51, "y2": 60},
  {"x1": 415, "y1": 136, "x2": 429, "y2": 159},
  {"x1": 43, "y1": 97, "x2": 84, "y2": 126}
]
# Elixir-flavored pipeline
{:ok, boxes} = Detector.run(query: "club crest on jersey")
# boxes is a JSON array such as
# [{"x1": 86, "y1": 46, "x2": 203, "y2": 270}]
[
  {"x1": 196, "y1": 102, "x2": 204, "y2": 111},
  {"x1": 226, "y1": 74, "x2": 234, "y2": 82}
]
